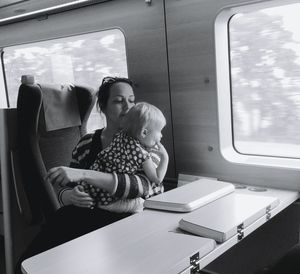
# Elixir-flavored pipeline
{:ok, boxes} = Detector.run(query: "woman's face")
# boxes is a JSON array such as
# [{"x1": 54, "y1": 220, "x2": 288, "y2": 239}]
[{"x1": 103, "y1": 82, "x2": 135, "y2": 129}]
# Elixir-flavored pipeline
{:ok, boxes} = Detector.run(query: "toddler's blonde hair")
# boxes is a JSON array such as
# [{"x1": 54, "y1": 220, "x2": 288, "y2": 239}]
[{"x1": 123, "y1": 102, "x2": 166, "y2": 138}]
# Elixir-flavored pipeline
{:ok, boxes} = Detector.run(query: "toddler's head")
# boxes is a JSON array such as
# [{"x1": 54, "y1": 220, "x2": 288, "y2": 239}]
[{"x1": 123, "y1": 102, "x2": 166, "y2": 148}]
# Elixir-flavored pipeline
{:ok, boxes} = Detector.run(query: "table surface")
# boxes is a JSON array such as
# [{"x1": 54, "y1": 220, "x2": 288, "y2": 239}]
[{"x1": 22, "y1": 185, "x2": 299, "y2": 274}]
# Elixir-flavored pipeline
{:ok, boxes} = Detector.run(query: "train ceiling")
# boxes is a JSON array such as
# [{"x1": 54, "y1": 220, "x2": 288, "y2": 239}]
[{"x1": 0, "y1": 0, "x2": 109, "y2": 24}]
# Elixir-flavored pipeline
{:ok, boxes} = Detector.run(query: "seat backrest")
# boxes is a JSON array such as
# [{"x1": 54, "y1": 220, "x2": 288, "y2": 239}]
[
  {"x1": 17, "y1": 75, "x2": 95, "y2": 223},
  {"x1": 0, "y1": 108, "x2": 40, "y2": 274}
]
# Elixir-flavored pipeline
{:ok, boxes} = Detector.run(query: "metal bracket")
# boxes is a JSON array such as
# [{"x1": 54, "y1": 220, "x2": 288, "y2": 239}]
[
  {"x1": 266, "y1": 205, "x2": 271, "y2": 220},
  {"x1": 190, "y1": 252, "x2": 200, "y2": 274},
  {"x1": 237, "y1": 223, "x2": 244, "y2": 241},
  {"x1": 145, "y1": 0, "x2": 152, "y2": 6}
]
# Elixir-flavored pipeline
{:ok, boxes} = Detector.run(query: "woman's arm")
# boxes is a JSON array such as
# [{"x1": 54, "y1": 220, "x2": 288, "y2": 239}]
[
  {"x1": 53, "y1": 131, "x2": 97, "y2": 206},
  {"x1": 113, "y1": 172, "x2": 164, "y2": 199},
  {"x1": 49, "y1": 167, "x2": 117, "y2": 194},
  {"x1": 51, "y1": 129, "x2": 164, "y2": 205},
  {"x1": 49, "y1": 165, "x2": 164, "y2": 201}
]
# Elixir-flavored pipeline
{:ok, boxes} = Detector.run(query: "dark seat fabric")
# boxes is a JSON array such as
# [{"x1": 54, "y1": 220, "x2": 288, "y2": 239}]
[{"x1": 17, "y1": 82, "x2": 95, "y2": 224}]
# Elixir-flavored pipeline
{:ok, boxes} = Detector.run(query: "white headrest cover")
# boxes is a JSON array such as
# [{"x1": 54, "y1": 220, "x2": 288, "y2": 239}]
[{"x1": 21, "y1": 75, "x2": 35, "y2": 85}]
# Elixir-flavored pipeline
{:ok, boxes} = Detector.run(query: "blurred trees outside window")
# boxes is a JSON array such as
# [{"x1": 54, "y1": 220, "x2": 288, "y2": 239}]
[
  {"x1": 3, "y1": 28, "x2": 128, "y2": 132},
  {"x1": 230, "y1": 3, "x2": 300, "y2": 158}
]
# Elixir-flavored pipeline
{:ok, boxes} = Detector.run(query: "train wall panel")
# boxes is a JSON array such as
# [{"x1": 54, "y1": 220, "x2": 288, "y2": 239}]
[{"x1": 165, "y1": 0, "x2": 300, "y2": 190}]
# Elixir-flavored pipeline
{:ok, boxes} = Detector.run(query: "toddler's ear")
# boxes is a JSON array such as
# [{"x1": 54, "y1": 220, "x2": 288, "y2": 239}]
[{"x1": 141, "y1": 128, "x2": 148, "y2": 138}]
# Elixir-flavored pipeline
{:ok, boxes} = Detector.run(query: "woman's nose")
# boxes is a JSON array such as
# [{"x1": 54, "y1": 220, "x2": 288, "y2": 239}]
[
  {"x1": 123, "y1": 100, "x2": 133, "y2": 111},
  {"x1": 122, "y1": 101, "x2": 128, "y2": 111}
]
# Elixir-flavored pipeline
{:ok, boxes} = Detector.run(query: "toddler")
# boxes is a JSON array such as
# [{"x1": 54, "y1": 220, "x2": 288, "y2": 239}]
[{"x1": 79, "y1": 102, "x2": 169, "y2": 212}]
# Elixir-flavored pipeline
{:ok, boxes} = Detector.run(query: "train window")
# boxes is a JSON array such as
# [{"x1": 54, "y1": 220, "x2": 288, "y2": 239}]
[
  {"x1": 215, "y1": 1, "x2": 300, "y2": 169},
  {"x1": 2, "y1": 28, "x2": 128, "y2": 132}
]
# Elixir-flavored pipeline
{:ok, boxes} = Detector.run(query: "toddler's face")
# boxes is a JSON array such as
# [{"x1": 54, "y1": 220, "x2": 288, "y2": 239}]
[{"x1": 142, "y1": 122, "x2": 164, "y2": 148}]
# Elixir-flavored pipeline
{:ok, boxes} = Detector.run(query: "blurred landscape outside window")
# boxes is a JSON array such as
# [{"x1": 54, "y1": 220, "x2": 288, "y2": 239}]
[
  {"x1": 229, "y1": 3, "x2": 300, "y2": 158},
  {"x1": 3, "y1": 28, "x2": 128, "y2": 132}
]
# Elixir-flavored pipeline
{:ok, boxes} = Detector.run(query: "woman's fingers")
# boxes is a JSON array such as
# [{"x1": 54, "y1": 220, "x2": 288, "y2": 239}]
[
  {"x1": 72, "y1": 186, "x2": 94, "y2": 208},
  {"x1": 45, "y1": 167, "x2": 59, "y2": 181},
  {"x1": 74, "y1": 198, "x2": 94, "y2": 208},
  {"x1": 75, "y1": 192, "x2": 94, "y2": 202},
  {"x1": 75, "y1": 185, "x2": 90, "y2": 196},
  {"x1": 53, "y1": 173, "x2": 66, "y2": 185},
  {"x1": 49, "y1": 172, "x2": 68, "y2": 186},
  {"x1": 45, "y1": 166, "x2": 74, "y2": 186},
  {"x1": 76, "y1": 200, "x2": 94, "y2": 208},
  {"x1": 45, "y1": 167, "x2": 65, "y2": 183},
  {"x1": 76, "y1": 185, "x2": 85, "y2": 192}
]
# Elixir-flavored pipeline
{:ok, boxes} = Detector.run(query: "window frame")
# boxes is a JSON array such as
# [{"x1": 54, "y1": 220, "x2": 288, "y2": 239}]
[
  {"x1": 0, "y1": 50, "x2": 9, "y2": 108},
  {"x1": 0, "y1": 27, "x2": 128, "y2": 132},
  {"x1": 215, "y1": 0, "x2": 300, "y2": 170}
]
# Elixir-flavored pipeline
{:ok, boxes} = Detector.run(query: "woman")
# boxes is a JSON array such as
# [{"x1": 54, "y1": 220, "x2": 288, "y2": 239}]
[
  {"x1": 17, "y1": 77, "x2": 164, "y2": 271},
  {"x1": 50, "y1": 77, "x2": 162, "y2": 208}
]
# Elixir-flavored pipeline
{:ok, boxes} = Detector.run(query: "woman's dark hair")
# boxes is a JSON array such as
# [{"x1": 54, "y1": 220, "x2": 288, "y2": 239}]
[{"x1": 97, "y1": 76, "x2": 133, "y2": 110}]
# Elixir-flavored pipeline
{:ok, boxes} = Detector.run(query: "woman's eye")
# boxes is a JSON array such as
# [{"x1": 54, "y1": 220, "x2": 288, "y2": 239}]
[{"x1": 113, "y1": 100, "x2": 123, "y2": 103}]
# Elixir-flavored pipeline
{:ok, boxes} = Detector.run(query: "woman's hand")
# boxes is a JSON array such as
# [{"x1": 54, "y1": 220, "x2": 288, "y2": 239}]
[
  {"x1": 62, "y1": 186, "x2": 94, "y2": 208},
  {"x1": 46, "y1": 166, "x2": 84, "y2": 186}
]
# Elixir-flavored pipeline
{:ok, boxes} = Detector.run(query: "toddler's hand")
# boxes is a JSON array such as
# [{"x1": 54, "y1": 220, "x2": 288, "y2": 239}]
[{"x1": 152, "y1": 142, "x2": 168, "y2": 159}]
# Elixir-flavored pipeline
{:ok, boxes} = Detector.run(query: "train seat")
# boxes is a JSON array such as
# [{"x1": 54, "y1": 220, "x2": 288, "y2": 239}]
[{"x1": 16, "y1": 75, "x2": 96, "y2": 224}]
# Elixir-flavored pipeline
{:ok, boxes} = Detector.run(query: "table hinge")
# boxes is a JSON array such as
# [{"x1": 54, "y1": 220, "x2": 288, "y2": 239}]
[
  {"x1": 190, "y1": 252, "x2": 200, "y2": 274},
  {"x1": 237, "y1": 223, "x2": 244, "y2": 241},
  {"x1": 266, "y1": 205, "x2": 271, "y2": 220}
]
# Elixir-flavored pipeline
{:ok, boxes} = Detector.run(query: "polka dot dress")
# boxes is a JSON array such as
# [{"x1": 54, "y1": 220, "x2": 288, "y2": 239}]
[{"x1": 80, "y1": 131, "x2": 149, "y2": 206}]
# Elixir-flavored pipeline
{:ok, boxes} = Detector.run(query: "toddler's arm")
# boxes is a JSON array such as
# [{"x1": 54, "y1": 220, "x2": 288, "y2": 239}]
[{"x1": 142, "y1": 142, "x2": 169, "y2": 184}]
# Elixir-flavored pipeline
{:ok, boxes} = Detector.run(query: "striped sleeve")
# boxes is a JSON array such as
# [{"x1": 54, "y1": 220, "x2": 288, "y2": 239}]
[
  {"x1": 69, "y1": 133, "x2": 94, "y2": 169},
  {"x1": 113, "y1": 150, "x2": 164, "y2": 199},
  {"x1": 114, "y1": 173, "x2": 164, "y2": 199}
]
